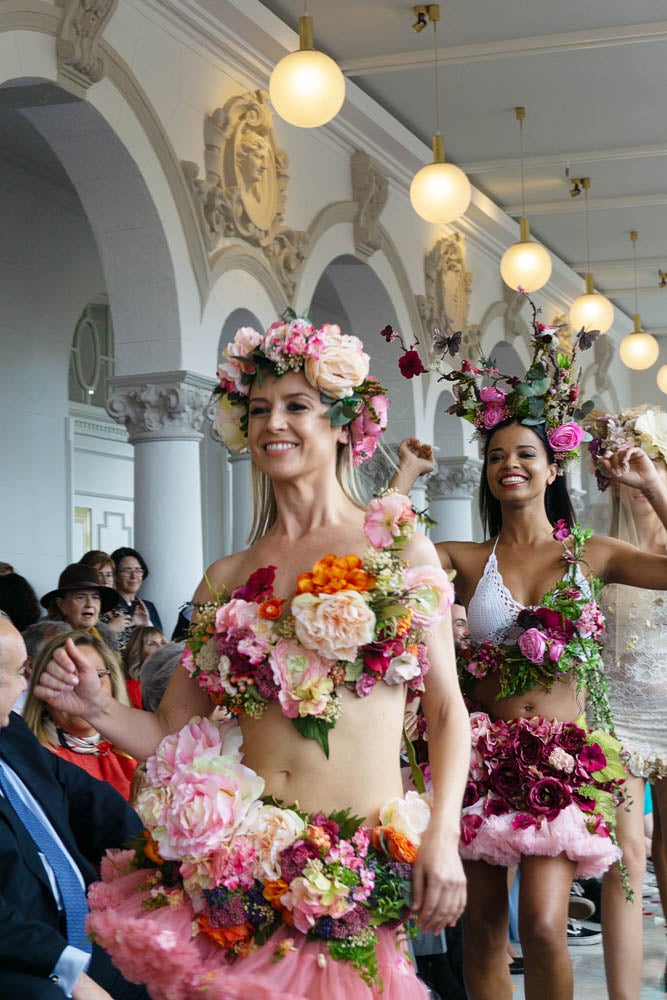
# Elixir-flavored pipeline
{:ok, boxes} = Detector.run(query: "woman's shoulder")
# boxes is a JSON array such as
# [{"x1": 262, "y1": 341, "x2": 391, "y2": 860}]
[{"x1": 194, "y1": 549, "x2": 252, "y2": 602}]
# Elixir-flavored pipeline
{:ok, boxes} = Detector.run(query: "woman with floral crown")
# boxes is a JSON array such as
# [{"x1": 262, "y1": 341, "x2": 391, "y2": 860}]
[
  {"x1": 390, "y1": 298, "x2": 667, "y2": 1000},
  {"x1": 587, "y1": 406, "x2": 667, "y2": 999},
  {"x1": 35, "y1": 317, "x2": 469, "y2": 999}
]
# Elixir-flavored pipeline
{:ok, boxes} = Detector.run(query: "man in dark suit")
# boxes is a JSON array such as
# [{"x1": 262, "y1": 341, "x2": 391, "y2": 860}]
[{"x1": 0, "y1": 615, "x2": 149, "y2": 1000}]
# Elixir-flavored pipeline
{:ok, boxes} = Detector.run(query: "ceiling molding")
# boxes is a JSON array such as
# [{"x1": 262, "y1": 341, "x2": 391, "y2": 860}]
[
  {"x1": 571, "y1": 256, "x2": 667, "y2": 271},
  {"x1": 505, "y1": 193, "x2": 667, "y2": 216},
  {"x1": 339, "y1": 20, "x2": 667, "y2": 76},
  {"x1": 462, "y1": 143, "x2": 667, "y2": 175}
]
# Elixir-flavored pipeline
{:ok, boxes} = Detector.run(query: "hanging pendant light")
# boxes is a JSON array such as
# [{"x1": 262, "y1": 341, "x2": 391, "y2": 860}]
[
  {"x1": 409, "y1": 5, "x2": 471, "y2": 224},
  {"x1": 657, "y1": 365, "x2": 667, "y2": 394},
  {"x1": 500, "y1": 107, "x2": 552, "y2": 293},
  {"x1": 269, "y1": 6, "x2": 345, "y2": 128},
  {"x1": 619, "y1": 231, "x2": 659, "y2": 370},
  {"x1": 569, "y1": 178, "x2": 614, "y2": 334}
]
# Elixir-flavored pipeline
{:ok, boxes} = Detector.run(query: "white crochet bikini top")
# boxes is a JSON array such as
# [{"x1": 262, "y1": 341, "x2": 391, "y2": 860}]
[{"x1": 467, "y1": 538, "x2": 590, "y2": 646}]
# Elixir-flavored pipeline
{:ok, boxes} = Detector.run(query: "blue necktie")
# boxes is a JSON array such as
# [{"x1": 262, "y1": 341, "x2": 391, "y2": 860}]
[{"x1": 0, "y1": 767, "x2": 92, "y2": 954}]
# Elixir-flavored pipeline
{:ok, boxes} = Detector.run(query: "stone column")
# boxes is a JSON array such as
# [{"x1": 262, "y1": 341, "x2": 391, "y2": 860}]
[
  {"x1": 427, "y1": 457, "x2": 483, "y2": 543},
  {"x1": 228, "y1": 452, "x2": 253, "y2": 551},
  {"x1": 107, "y1": 371, "x2": 213, "y2": 635}
]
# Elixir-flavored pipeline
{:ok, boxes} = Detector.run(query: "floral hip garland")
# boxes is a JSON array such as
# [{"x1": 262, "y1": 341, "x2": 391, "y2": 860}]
[
  {"x1": 90, "y1": 717, "x2": 433, "y2": 989},
  {"x1": 214, "y1": 314, "x2": 388, "y2": 466},
  {"x1": 183, "y1": 493, "x2": 454, "y2": 757},
  {"x1": 457, "y1": 522, "x2": 615, "y2": 733}
]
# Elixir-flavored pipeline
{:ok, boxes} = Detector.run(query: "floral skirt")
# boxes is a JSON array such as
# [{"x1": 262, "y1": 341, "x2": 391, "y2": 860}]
[
  {"x1": 459, "y1": 712, "x2": 625, "y2": 878},
  {"x1": 86, "y1": 716, "x2": 430, "y2": 1000}
]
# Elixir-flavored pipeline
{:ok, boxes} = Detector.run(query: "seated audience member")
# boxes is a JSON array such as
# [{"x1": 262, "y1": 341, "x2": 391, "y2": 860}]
[
  {"x1": 23, "y1": 632, "x2": 137, "y2": 801},
  {"x1": 140, "y1": 641, "x2": 183, "y2": 713},
  {"x1": 41, "y1": 565, "x2": 118, "y2": 650},
  {"x1": 78, "y1": 551, "x2": 116, "y2": 589},
  {"x1": 0, "y1": 571, "x2": 42, "y2": 632},
  {"x1": 13, "y1": 621, "x2": 73, "y2": 714},
  {"x1": 101, "y1": 548, "x2": 162, "y2": 652},
  {"x1": 122, "y1": 626, "x2": 166, "y2": 709},
  {"x1": 0, "y1": 613, "x2": 148, "y2": 1000},
  {"x1": 450, "y1": 596, "x2": 471, "y2": 650}
]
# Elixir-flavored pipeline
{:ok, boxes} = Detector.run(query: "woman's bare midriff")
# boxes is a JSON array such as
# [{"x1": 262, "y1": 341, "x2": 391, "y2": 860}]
[
  {"x1": 471, "y1": 672, "x2": 586, "y2": 724},
  {"x1": 239, "y1": 683, "x2": 407, "y2": 825}
]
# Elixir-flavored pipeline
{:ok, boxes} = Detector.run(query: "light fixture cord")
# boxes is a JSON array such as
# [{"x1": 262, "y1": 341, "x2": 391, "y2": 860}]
[
  {"x1": 633, "y1": 232, "x2": 639, "y2": 317},
  {"x1": 303, "y1": 0, "x2": 309, "y2": 14},
  {"x1": 433, "y1": 19, "x2": 441, "y2": 135},
  {"x1": 584, "y1": 184, "x2": 591, "y2": 276},
  {"x1": 519, "y1": 114, "x2": 526, "y2": 220}
]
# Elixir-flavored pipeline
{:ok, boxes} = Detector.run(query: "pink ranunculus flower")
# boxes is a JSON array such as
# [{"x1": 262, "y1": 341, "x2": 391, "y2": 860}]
[
  {"x1": 244, "y1": 804, "x2": 306, "y2": 881},
  {"x1": 548, "y1": 638, "x2": 566, "y2": 662},
  {"x1": 269, "y1": 638, "x2": 334, "y2": 719},
  {"x1": 158, "y1": 758, "x2": 265, "y2": 861},
  {"x1": 547, "y1": 422, "x2": 586, "y2": 453},
  {"x1": 355, "y1": 673, "x2": 376, "y2": 697},
  {"x1": 482, "y1": 404, "x2": 506, "y2": 429},
  {"x1": 480, "y1": 386, "x2": 506, "y2": 404},
  {"x1": 518, "y1": 627, "x2": 548, "y2": 664},
  {"x1": 363, "y1": 493, "x2": 416, "y2": 549},
  {"x1": 145, "y1": 716, "x2": 240, "y2": 787},
  {"x1": 303, "y1": 328, "x2": 370, "y2": 399},
  {"x1": 291, "y1": 590, "x2": 376, "y2": 661},
  {"x1": 403, "y1": 564, "x2": 455, "y2": 628},
  {"x1": 384, "y1": 651, "x2": 421, "y2": 686}
]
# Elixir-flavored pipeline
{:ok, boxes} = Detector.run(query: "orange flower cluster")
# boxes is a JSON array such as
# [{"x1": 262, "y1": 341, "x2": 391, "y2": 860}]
[
  {"x1": 371, "y1": 826, "x2": 418, "y2": 864},
  {"x1": 296, "y1": 553, "x2": 375, "y2": 596},
  {"x1": 197, "y1": 913, "x2": 252, "y2": 950},
  {"x1": 143, "y1": 831, "x2": 164, "y2": 865},
  {"x1": 259, "y1": 597, "x2": 283, "y2": 620}
]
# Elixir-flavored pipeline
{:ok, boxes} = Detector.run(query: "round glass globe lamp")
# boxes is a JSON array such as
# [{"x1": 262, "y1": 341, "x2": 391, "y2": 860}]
[
  {"x1": 269, "y1": 19, "x2": 345, "y2": 129},
  {"x1": 500, "y1": 219, "x2": 552, "y2": 293},
  {"x1": 657, "y1": 365, "x2": 667, "y2": 394},
  {"x1": 569, "y1": 275, "x2": 614, "y2": 334},
  {"x1": 619, "y1": 316, "x2": 660, "y2": 370},
  {"x1": 410, "y1": 137, "x2": 471, "y2": 224}
]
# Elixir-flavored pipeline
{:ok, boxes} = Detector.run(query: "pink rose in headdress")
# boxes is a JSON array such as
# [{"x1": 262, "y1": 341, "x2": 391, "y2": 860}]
[
  {"x1": 349, "y1": 389, "x2": 389, "y2": 466},
  {"x1": 482, "y1": 404, "x2": 506, "y2": 429},
  {"x1": 547, "y1": 422, "x2": 586, "y2": 453},
  {"x1": 480, "y1": 386, "x2": 506, "y2": 404}
]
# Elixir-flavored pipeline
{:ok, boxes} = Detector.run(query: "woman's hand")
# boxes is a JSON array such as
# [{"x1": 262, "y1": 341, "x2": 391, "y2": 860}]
[
  {"x1": 103, "y1": 610, "x2": 132, "y2": 633},
  {"x1": 410, "y1": 823, "x2": 467, "y2": 933},
  {"x1": 390, "y1": 438, "x2": 436, "y2": 494},
  {"x1": 130, "y1": 598, "x2": 152, "y2": 627},
  {"x1": 598, "y1": 444, "x2": 662, "y2": 494},
  {"x1": 33, "y1": 637, "x2": 108, "y2": 724}
]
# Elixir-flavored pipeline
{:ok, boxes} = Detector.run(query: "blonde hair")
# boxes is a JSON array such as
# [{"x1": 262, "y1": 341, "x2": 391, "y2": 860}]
[
  {"x1": 123, "y1": 626, "x2": 165, "y2": 680},
  {"x1": 23, "y1": 630, "x2": 129, "y2": 747},
  {"x1": 247, "y1": 441, "x2": 367, "y2": 544}
]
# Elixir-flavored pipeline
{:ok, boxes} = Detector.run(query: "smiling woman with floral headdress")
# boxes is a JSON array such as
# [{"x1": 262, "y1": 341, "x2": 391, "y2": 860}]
[
  {"x1": 587, "y1": 405, "x2": 667, "y2": 999},
  {"x1": 34, "y1": 317, "x2": 469, "y2": 999},
  {"x1": 391, "y1": 296, "x2": 667, "y2": 1000}
]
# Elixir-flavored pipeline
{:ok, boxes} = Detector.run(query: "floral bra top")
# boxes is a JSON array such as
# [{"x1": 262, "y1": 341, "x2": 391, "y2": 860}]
[
  {"x1": 182, "y1": 493, "x2": 454, "y2": 756},
  {"x1": 457, "y1": 523, "x2": 614, "y2": 732}
]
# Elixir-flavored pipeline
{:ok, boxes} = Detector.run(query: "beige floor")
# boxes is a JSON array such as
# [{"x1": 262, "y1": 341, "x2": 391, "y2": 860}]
[{"x1": 512, "y1": 891, "x2": 665, "y2": 999}]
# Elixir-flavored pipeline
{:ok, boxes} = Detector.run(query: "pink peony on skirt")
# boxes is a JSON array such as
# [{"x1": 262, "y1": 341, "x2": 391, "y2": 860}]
[
  {"x1": 86, "y1": 867, "x2": 428, "y2": 1000},
  {"x1": 459, "y1": 711, "x2": 623, "y2": 878}
]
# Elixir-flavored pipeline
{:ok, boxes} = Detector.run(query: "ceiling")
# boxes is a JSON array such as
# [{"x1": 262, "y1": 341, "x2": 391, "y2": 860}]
[{"x1": 257, "y1": 0, "x2": 667, "y2": 336}]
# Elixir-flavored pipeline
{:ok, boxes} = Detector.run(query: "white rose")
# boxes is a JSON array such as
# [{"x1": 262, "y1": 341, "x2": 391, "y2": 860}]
[
  {"x1": 383, "y1": 651, "x2": 421, "y2": 686},
  {"x1": 379, "y1": 790, "x2": 432, "y2": 846},
  {"x1": 633, "y1": 409, "x2": 667, "y2": 460},
  {"x1": 244, "y1": 804, "x2": 306, "y2": 880}
]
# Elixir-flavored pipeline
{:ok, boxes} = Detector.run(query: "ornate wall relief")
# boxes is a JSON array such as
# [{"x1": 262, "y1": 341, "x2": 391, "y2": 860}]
[
  {"x1": 56, "y1": 0, "x2": 119, "y2": 95},
  {"x1": 416, "y1": 232, "x2": 474, "y2": 363},
  {"x1": 350, "y1": 150, "x2": 388, "y2": 260},
  {"x1": 182, "y1": 90, "x2": 307, "y2": 302}
]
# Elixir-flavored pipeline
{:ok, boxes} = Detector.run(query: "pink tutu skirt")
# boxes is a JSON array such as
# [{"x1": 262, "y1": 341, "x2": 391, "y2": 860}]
[
  {"x1": 459, "y1": 712, "x2": 624, "y2": 877},
  {"x1": 87, "y1": 869, "x2": 427, "y2": 1000}
]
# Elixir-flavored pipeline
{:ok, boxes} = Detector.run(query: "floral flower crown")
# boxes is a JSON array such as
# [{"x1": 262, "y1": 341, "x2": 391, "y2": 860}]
[
  {"x1": 213, "y1": 315, "x2": 388, "y2": 466},
  {"x1": 586, "y1": 406, "x2": 667, "y2": 492},
  {"x1": 386, "y1": 293, "x2": 598, "y2": 465}
]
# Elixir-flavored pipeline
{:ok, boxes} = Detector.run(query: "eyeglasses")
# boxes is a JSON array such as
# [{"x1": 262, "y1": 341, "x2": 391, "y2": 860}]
[
  {"x1": 98, "y1": 572, "x2": 115, "y2": 582},
  {"x1": 118, "y1": 568, "x2": 144, "y2": 577}
]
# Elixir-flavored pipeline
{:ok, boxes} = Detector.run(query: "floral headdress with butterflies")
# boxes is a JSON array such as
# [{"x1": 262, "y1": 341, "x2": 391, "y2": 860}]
[
  {"x1": 384, "y1": 293, "x2": 598, "y2": 465},
  {"x1": 587, "y1": 406, "x2": 667, "y2": 491},
  {"x1": 213, "y1": 315, "x2": 388, "y2": 466}
]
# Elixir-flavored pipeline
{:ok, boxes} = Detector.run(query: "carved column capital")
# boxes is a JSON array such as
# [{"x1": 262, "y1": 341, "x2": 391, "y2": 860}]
[
  {"x1": 427, "y1": 457, "x2": 483, "y2": 501},
  {"x1": 107, "y1": 371, "x2": 214, "y2": 444},
  {"x1": 56, "y1": 0, "x2": 119, "y2": 95}
]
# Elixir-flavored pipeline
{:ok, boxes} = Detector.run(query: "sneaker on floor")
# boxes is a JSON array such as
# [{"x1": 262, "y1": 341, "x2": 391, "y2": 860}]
[
  {"x1": 568, "y1": 893, "x2": 596, "y2": 920},
  {"x1": 566, "y1": 918, "x2": 602, "y2": 946}
]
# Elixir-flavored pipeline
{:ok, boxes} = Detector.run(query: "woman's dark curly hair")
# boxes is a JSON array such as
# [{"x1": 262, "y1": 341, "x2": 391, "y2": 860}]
[
  {"x1": 110, "y1": 547, "x2": 149, "y2": 580},
  {"x1": 479, "y1": 419, "x2": 576, "y2": 538},
  {"x1": 0, "y1": 573, "x2": 42, "y2": 632}
]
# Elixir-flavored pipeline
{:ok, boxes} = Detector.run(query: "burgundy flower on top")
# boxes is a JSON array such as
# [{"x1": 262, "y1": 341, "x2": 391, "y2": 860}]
[
  {"x1": 230, "y1": 565, "x2": 276, "y2": 602},
  {"x1": 398, "y1": 349, "x2": 425, "y2": 379}
]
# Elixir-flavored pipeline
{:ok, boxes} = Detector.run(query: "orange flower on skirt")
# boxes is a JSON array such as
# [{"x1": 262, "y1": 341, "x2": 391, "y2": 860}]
[{"x1": 197, "y1": 914, "x2": 253, "y2": 951}]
